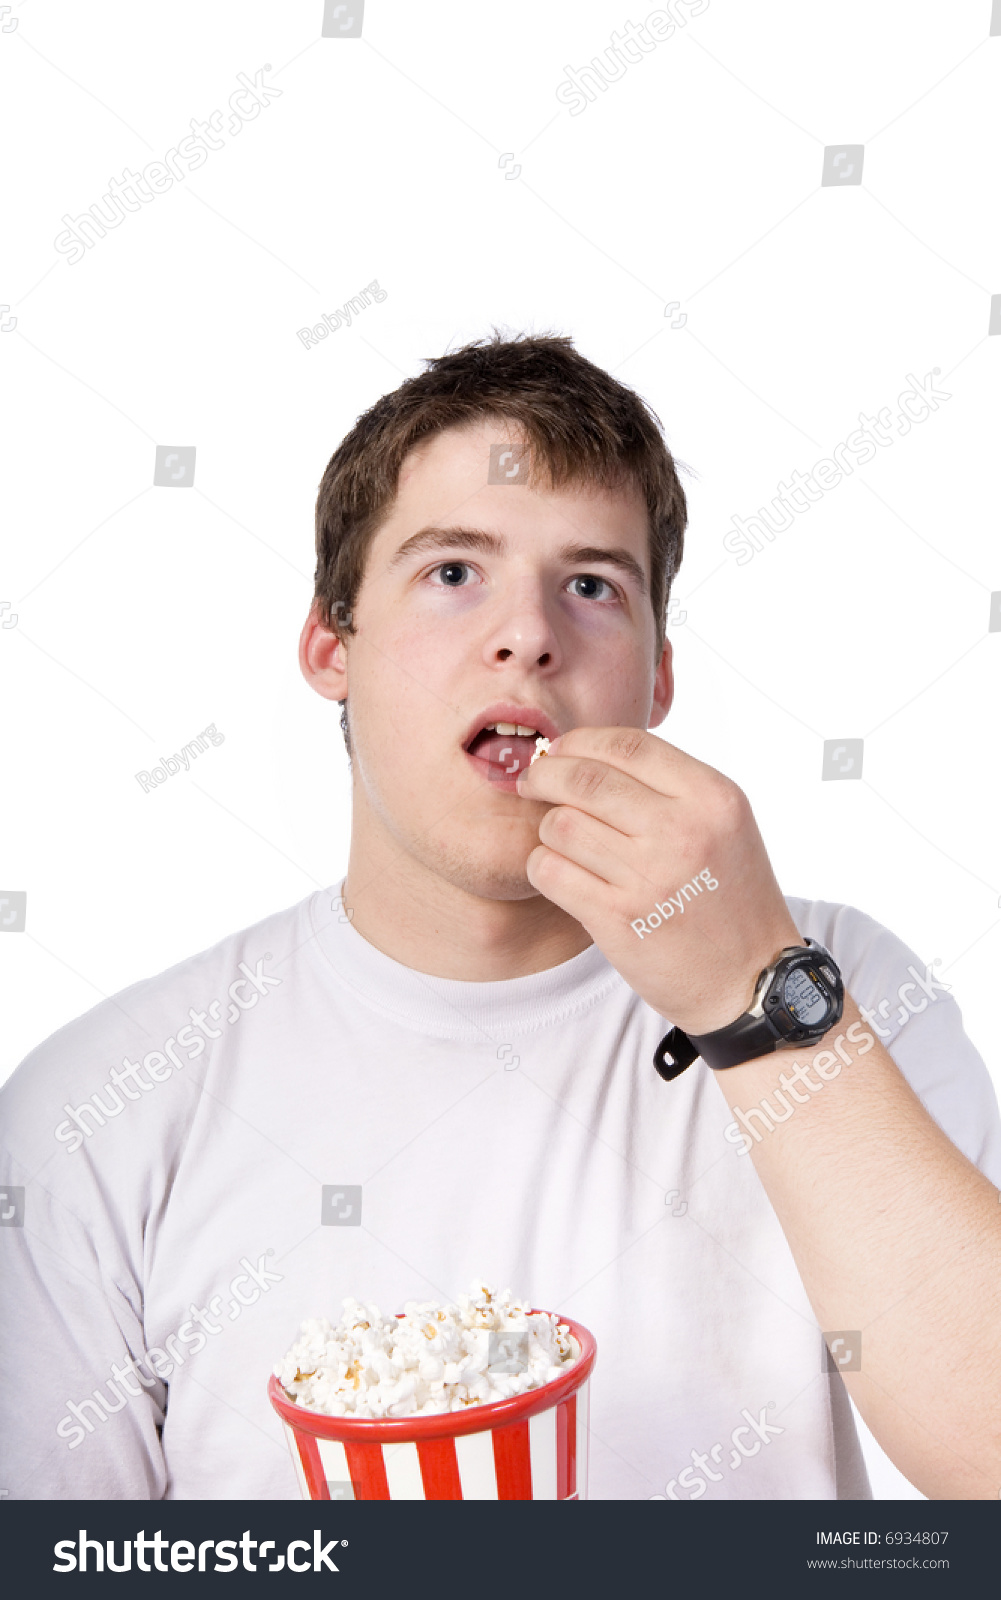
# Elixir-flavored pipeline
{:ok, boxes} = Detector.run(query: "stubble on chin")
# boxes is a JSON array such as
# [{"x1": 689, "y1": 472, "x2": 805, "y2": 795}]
[{"x1": 408, "y1": 829, "x2": 541, "y2": 904}]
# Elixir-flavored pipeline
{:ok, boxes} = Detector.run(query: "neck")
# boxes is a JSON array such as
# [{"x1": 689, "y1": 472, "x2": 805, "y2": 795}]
[{"x1": 341, "y1": 822, "x2": 593, "y2": 982}]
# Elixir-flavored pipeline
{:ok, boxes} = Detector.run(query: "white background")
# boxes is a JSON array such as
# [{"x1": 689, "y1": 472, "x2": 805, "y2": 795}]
[{"x1": 2, "y1": 0, "x2": 999, "y2": 1499}]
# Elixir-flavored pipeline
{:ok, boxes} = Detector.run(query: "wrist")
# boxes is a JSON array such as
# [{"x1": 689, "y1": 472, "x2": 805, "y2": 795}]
[
  {"x1": 670, "y1": 923, "x2": 806, "y2": 1037},
  {"x1": 716, "y1": 994, "x2": 863, "y2": 1098},
  {"x1": 653, "y1": 936, "x2": 845, "y2": 1082}
]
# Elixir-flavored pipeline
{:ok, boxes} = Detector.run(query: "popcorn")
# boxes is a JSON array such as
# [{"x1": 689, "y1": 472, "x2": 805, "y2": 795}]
[
  {"x1": 529, "y1": 736, "x2": 551, "y2": 766},
  {"x1": 274, "y1": 1281, "x2": 576, "y2": 1419}
]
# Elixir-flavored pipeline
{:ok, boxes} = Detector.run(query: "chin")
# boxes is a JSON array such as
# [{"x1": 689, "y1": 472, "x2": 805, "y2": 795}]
[
  {"x1": 448, "y1": 858, "x2": 540, "y2": 903},
  {"x1": 414, "y1": 835, "x2": 540, "y2": 903}
]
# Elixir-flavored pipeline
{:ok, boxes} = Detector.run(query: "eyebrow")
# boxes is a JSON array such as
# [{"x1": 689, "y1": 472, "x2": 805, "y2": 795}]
[{"x1": 387, "y1": 525, "x2": 648, "y2": 593}]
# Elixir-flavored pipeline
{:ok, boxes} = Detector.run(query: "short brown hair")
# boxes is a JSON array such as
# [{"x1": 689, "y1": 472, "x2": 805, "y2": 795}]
[{"x1": 313, "y1": 331, "x2": 688, "y2": 743}]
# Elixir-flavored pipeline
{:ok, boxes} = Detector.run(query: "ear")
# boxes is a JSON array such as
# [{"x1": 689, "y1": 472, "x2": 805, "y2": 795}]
[
  {"x1": 299, "y1": 603, "x2": 349, "y2": 702},
  {"x1": 648, "y1": 636, "x2": 674, "y2": 729}
]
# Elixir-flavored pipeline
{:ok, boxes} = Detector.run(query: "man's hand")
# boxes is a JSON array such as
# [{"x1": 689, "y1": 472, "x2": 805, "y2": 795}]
[
  {"x1": 519, "y1": 732, "x2": 1001, "y2": 1500},
  {"x1": 704, "y1": 987, "x2": 1001, "y2": 1499},
  {"x1": 516, "y1": 727, "x2": 802, "y2": 1033}
]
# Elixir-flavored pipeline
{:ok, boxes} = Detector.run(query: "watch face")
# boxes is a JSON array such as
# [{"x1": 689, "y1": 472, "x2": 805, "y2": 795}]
[{"x1": 782, "y1": 966, "x2": 830, "y2": 1027}]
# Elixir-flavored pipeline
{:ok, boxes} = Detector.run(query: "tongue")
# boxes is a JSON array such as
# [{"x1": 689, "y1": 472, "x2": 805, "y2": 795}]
[{"x1": 470, "y1": 730, "x2": 539, "y2": 774}]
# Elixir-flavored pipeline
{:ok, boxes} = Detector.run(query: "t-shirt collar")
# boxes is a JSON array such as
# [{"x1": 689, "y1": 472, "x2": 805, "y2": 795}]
[{"x1": 308, "y1": 882, "x2": 623, "y2": 1041}]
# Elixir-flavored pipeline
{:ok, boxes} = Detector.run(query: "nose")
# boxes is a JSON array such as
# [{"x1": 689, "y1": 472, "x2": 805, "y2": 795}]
[{"x1": 483, "y1": 580, "x2": 562, "y2": 671}]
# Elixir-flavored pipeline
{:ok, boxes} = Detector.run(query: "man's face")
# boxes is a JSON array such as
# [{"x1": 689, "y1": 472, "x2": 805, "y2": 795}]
[{"x1": 325, "y1": 418, "x2": 673, "y2": 901}]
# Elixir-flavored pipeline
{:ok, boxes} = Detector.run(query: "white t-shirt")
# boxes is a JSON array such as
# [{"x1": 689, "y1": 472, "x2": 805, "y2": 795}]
[{"x1": 1, "y1": 885, "x2": 999, "y2": 1501}]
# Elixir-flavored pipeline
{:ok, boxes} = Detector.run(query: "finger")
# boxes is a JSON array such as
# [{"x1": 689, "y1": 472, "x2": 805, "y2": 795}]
[
  {"x1": 517, "y1": 750, "x2": 661, "y2": 836},
  {"x1": 525, "y1": 843, "x2": 618, "y2": 925},
  {"x1": 536, "y1": 805, "x2": 641, "y2": 892},
  {"x1": 547, "y1": 726, "x2": 722, "y2": 798}
]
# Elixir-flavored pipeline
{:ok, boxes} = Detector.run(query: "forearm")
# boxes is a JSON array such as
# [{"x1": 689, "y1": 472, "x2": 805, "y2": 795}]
[{"x1": 717, "y1": 993, "x2": 1001, "y2": 1499}]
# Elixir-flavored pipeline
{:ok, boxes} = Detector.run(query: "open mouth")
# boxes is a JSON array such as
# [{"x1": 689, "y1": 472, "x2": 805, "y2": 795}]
[{"x1": 463, "y1": 710, "x2": 560, "y2": 786}]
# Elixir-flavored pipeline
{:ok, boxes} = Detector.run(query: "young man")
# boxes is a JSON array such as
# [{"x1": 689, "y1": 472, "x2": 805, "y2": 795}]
[{"x1": 2, "y1": 333, "x2": 1000, "y2": 1502}]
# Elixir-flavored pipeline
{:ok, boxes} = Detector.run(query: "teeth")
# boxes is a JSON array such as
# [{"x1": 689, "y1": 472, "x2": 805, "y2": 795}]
[{"x1": 483, "y1": 722, "x2": 540, "y2": 737}]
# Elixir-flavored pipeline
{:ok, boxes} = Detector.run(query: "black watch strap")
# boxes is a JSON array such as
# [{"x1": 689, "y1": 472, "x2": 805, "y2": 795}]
[
  {"x1": 653, "y1": 1013, "x2": 780, "y2": 1082},
  {"x1": 652, "y1": 1028, "x2": 699, "y2": 1082},
  {"x1": 689, "y1": 1009, "x2": 785, "y2": 1070}
]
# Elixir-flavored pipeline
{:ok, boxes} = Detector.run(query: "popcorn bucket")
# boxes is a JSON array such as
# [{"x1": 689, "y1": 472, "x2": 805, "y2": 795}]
[{"x1": 268, "y1": 1313, "x2": 596, "y2": 1501}]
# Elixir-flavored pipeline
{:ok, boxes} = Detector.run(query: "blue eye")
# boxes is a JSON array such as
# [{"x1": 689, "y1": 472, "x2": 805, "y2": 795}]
[
  {"x1": 569, "y1": 574, "x2": 613, "y2": 600},
  {"x1": 433, "y1": 562, "x2": 471, "y2": 586}
]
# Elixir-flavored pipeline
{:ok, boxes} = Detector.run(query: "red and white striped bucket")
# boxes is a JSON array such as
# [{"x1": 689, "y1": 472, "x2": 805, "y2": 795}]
[{"x1": 268, "y1": 1314, "x2": 596, "y2": 1500}]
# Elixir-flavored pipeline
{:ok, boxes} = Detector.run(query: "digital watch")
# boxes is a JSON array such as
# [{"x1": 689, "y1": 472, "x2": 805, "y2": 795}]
[{"x1": 653, "y1": 938, "x2": 844, "y2": 1081}]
